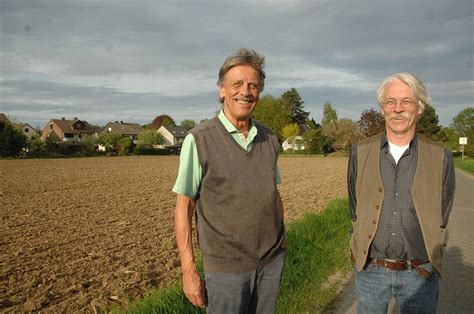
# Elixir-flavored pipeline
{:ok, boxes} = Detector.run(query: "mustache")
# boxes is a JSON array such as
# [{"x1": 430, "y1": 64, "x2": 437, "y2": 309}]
[
  {"x1": 388, "y1": 112, "x2": 412, "y2": 120},
  {"x1": 232, "y1": 96, "x2": 255, "y2": 102}
]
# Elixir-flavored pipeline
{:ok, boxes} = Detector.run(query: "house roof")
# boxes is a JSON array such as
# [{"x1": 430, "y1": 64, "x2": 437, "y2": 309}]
[
  {"x1": 0, "y1": 113, "x2": 12, "y2": 127},
  {"x1": 162, "y1": 125, "x2": 188, "y2": 138},
  {"x1": 102, "y1": 122, "x2": 144, "y2": 135},
  {"x1": 15, "y1": 123, "x2": 40, "y2": 133},
  {"x1": 298, "y1": 124, "x2": 310, "y2": 135},
  {"x1": 48, "y1": 118, "x2": 96, "y2": 134}
]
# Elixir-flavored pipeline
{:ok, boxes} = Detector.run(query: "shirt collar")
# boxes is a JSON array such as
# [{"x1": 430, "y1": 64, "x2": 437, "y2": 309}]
[
  {"x1": 218, "y1": 109, "x2": 257, "y2": 134},
  {"x1": 380, "y1": 132, "x2": 418, "y2": 150}
]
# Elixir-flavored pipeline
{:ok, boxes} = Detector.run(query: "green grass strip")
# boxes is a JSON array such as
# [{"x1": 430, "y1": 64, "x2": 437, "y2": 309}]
[
  {"x1": 276, "y1": 198, "x2": 351, "y2": 313},
  {"x1": 116, "y1": 198, "x2": 351, "y2": 314},
  {"x1": 454, "y1": 158, "x2": 474, "y2": 175}
]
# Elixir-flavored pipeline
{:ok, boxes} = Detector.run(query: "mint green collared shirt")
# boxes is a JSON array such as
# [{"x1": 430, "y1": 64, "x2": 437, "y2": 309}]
[{"x1": 172, "y1": 110, "x2": 281, "y2": 199}]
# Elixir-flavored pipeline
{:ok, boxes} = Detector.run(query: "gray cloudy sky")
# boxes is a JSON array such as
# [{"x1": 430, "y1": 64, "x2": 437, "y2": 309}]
[{"x1": 1, "y1": 0, "x2": 472, "y2": 129}]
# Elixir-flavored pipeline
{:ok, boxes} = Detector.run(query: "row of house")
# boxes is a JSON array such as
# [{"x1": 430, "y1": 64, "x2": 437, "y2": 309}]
[
  {"x1": 0, "y1": 114, "x2": 189, "y2": 149},
  {"x1": 1, "y1": 113, "x2": 309, "y2": 152}
]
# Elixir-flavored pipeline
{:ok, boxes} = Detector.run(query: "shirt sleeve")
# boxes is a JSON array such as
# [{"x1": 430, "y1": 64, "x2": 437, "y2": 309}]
[
  {"x1": 347, "y1": 144, "x2": 357, "y2": 221},
  {"x1": 441, "y1": 148, "x2": 456, "y2": 228},
  {"x1": 172, "y1": 133, "x2": 203, "y2": 199}
]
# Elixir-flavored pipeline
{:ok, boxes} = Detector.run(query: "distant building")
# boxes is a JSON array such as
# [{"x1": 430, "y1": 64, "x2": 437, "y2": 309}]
[
  {"x1": 157, "y1": 125, "x2": 188, "y2": 148},
  {"x1": 15, "y1": 123, "x2": 40, "y2": 140},
  {"x1": 282, "y1": 124, "x2": 310, "y2": 151},
  {"x1": 100, "y1": 121, "x2": 144, "y2": 143},
  {"x1": 0, "y1": 113, "x2": 12, "y2": 132},
  {"x1": 42, "y1": 117, "x2": 97, "y2": 142},
  {"x1": 282, "y1": 136, "x2": 306, "y2": 151}
]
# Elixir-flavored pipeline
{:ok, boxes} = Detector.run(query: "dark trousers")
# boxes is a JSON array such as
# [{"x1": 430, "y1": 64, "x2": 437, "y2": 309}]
[{"x1": 204, "y1": 251, "x2": 286, "y2": 314}]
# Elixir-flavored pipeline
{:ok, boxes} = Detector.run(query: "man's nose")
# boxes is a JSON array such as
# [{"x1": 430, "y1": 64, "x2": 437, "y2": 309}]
[
  {"x1": 393, "y1": 102, "x2": 404, "y2": 112},
  {"x1": 240, "y1": 84, "x2": 251, "y2": 96}
]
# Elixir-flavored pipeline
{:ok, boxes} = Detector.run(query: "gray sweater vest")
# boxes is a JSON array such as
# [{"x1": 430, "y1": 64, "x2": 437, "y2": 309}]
[{"x1": 190, "y1": 117, "x2": 285, "y2": 272}]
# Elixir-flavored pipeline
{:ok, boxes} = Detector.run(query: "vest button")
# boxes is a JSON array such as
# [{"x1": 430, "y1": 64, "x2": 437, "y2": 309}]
[
  {"x1": 378, "y1": 188, "x2": 383, "y2": 192},
  {"x1": 368, "y1": 234, "x2": 372, "y2": 239},
  {"x1": 375, "y1": 205, "x2": 380, "y2": 210},
  {"x1": 363, "y1": 250, "x2": 367, "y2": 255},
  {"x1": 372, "y1": 220, "x2": 377, "y2": 224}
]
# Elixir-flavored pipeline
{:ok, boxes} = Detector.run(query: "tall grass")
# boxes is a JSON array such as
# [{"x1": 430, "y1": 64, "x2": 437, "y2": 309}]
[
  {"x1": 454, "y1": 158, "x2": 474, "y2": 175},
  {"x1": 115, "y1": 199, "x2": 351, "y2": 314},
  {"x1": 277, "y1": 198, "x2": 351, "y2": 313}
]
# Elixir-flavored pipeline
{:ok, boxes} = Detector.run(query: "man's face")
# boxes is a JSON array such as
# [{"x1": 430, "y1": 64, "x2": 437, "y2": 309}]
[
  {"x1": 381, "y1": 78, "x2": 421, "y2": 137},
  {"x1": 219, "y1": 65, "x2": 261, "y2": 125}
]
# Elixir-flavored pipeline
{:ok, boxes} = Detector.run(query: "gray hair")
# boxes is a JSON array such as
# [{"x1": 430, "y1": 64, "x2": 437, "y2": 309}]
[
  {"x1": 376, "y1": 72, "x2": 429, "y2": 114},
  {"x1": 217, "y1": 48, "x2": 266, "y2": 104}
]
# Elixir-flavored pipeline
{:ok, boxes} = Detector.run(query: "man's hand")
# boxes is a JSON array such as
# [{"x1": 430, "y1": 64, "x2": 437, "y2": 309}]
[{"x1": 182, "y1": 269, "x2": 206, "y2": 307}]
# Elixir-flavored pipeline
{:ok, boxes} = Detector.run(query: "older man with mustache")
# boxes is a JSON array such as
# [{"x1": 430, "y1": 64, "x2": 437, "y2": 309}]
[
  {"x1": 347, "y1": 72, "x2": 455, "y2": 313},
  {"x1": 173, "y1": 48, "x2": 285, "y2": 313}
]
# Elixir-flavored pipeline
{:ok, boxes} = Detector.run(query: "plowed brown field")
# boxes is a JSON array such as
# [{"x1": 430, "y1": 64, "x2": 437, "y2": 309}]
[{"x1": 0, "y1": 155, "x2": 347, "y2": 313}]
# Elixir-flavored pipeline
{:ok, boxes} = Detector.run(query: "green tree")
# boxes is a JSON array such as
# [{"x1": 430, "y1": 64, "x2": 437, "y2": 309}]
[
  {"x1": 451, "y1": 107, "x2": 474, "y2": 136},
  {"x1": 321, "y1": 102, "x2": 338, "y2": 126},
  {"x1": 451, "y1": 107, "x2": 474, "y2": 155},
  {"x1": 118, "y1": 137, "x2": 133, "y2": 155},
  {"x1": 252, "y1": 95, "x2": 292, "y2": 141},
  {"x1": 440, "y1": 127, "x2": 460, "y2": 152},
  {"x1": 136, "y1": 129, "x2": 164, "y2": 148},
  {"x1": 416, "y1": 104, "x2": 442, "y2": 140},
  {"x1": 305, "y1": 118, "x2": 319, "y2": 130},
  {"x1": 27, "y1": 134, "x2": 47, "y2": 156},
  {"x1": 100, "y1": 132, "x2": 123, "y2": 152},
  {"x1": 0, "y1": 125, "x2": 27, "y2": 157},
  {"x1": 281, "y1": 88, "x2": 309, "y2": 125},
  {"x1": 358, "y1": 108, "x2": 385, "y2": 138},
  {"x1": 282, "y1": 123, "x2": 300, "y2": 151},
  {"x1": 83, "y1": 135, "x2": 100, "y2": 155},
  {"x1": 322, "y1": 118, "x2": 361, "y2": 152},
  {"x1": 44, "y1": 132, "x2": 60, "y2": 153},
  {"x1": 301, "y1": 128, "x2": 335, "y2": 155},
  {"x1": 180, "y1": 119, "x2": 196, "y2": 130}
]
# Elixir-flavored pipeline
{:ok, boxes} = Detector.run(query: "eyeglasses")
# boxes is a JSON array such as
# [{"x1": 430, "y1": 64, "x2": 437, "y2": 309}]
[{"x1": 382, "y1": 98, "x2": 416, "y2": 108}]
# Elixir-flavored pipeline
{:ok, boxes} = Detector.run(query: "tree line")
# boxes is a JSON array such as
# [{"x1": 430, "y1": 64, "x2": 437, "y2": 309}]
[
  {"x1": 251, "y1": 88, "x2": 472, "y2": 156},
  {"x1": 0, "y1": 127, "x2": 169, "y2": 157},
  {"x1": 1, "y1": 89, "x2": 472, "y2": 157}
]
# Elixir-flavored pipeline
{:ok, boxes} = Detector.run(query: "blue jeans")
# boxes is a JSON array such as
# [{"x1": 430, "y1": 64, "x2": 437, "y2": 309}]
[
  {"x1": 355, "y1": 262, "x2": 439, "y2": 314},
  {"x1": 204, "y1": 251, "x2": 286, "y2": 314}
]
